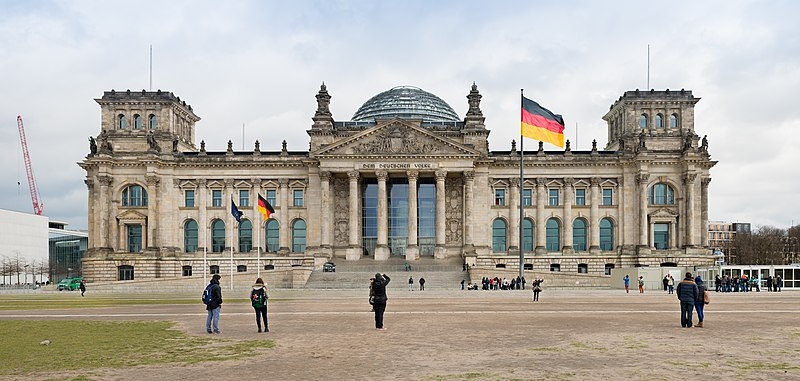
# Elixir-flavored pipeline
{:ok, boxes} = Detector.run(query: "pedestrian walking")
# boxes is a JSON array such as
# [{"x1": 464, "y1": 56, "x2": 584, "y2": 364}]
[
  {"x1": 250, "y1": 277, "x2": 269, "y2": 333},
  {"x1": 675, "y1": 272, "x2": 698, "y2": 328},
  {"x1": 372, "y1": 273, "x2": 390, "y2": 331},
  {"x1": 79, "y1": 280, "x2": 87, "y2": 297}
]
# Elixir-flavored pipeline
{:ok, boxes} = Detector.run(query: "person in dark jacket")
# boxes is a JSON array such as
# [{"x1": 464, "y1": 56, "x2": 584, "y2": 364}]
[
  {"x1": 372, "y1": 273, "x2": 390, "y2": 330},
  {"x1": 251, "y1": 277, "x2": 269, "y2": 333},
  {"x1": 206, "y1": 274, "x2": 223, "y2": 334},
  {"x1": 675, "y1": 272, "x2": 698, "y2": 328},
  {"x1": 694, "y1": 276, "x2": 707, "y2": 328},
  {"x1": 79, "y1": 280, "x2": 87, "y2": 297}
]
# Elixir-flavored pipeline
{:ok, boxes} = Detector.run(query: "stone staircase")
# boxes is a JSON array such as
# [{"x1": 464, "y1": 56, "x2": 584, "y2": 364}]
[{"x1": 304, "y1": 256, "x2": 469, "y2": 290}]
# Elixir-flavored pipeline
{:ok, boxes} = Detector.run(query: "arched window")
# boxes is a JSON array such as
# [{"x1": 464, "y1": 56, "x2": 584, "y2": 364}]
[
  {"x1": 669, "y1": 114, "x2": 678, "y2": 129},
  {"x1": 118, "y1": 114, "x2": 127, "y2": 129},
  {"x1": 572, "y1": 218, "x2": 587, "y2": 251},
  {"x1": 118, "y1": 265, "x2": 134, "y2": 280},
  {"x1": 133, "y1": 114, "x2": 142, "y2": 129},
  {"x1": 655, "y1": 114, "x2": 663, "y2": 129},
  {"x1": 239, "y1": 219, "x2": 252, "y2": 253},
  {"x1": 648, "y1": 183, "x2": 675, "y2": 205},
  {"x1": 266, "y1": 219, "x2": 279, "y2": 252},
  {"x1": 292, "y1": 219, "x2": 306, "y2": 253},
  {"x1": 522, "y1": 218, "x2": 534, "y2": 252},
  {"x1": 121, "y1": 185, "x2": 148, "y2": 207},
  {"x1": 184, "y1": 219, "x2": 198, "y2": 253},
  {"x1": 211, "y1": 219, "x2": 225, "y2": 253},
  {"x1": 492, "y1": 218, "x2": 507, "y2": 252},
  {"x1": 639, "y1": 114, "x2": 648, "y2": 129},
  {"x1": 546, "y1": 218, "x2": 560, "y2": 252},
  {"x1": 149, "y1": 114, "x2": 157, "y2": 129},
  {"x1": 599, "y1": 218, "x2": 614, "y2": 251}
]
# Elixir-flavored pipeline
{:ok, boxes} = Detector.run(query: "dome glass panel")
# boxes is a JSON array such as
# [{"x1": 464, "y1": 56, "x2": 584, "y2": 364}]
[{"x1": 352, "y1": 86, "x2": 460, "y2": 123}]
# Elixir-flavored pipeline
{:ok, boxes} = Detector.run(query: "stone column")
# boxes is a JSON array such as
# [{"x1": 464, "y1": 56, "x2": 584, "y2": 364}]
[
  {"x1": 535, "y1": 177, "x2": 547, "y2": 254},
  {"x1": 375, "y1": 171, "x2": 390, "y2": 260},
  {"x1": 347, "y1": 171, "x2": 361, "y2": 260},
  {"x1": 145, "y1": 175, "x2": 159, "y2": 249},
  {"x1": 701, "y1": 178, "x2": 711, "y2": 248},
  {"x1": 684, "y1": 173, "x2": 697, "y2": 247},
  {"x1": 406, "y1": 170, "x2": 419, "y2": 261},
  {"x1": 97, "y1": 175, "x2": 113, "y2": 249},
  {"x1": 562, "y1": 178, "x2": 574, "y2": 254},
  {"x1": 590, "y1": 177, "x2": 601, "y2": 253},
  {"x1": 320, "y1": 171, "x2": 332, "y2": 251},
  {"x1": 435, "y1": 170, "x2": 447, "y2": 258},
  {"x1": 637, "y1": 173, "x2": 650, "y2": 252},
  {"x1": 508, "y1": 177, "x2": 520, "y2": 253},
  {"x1": 279, "y1": 178, "x2": 289, "y2": 253},
  {"x1": 463, "y1": 171, "x2": 474, "y2": 249}
]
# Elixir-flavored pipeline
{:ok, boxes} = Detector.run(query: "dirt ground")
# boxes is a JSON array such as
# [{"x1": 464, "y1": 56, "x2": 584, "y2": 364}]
[{"x1": 3, "y1": 288, "x2": 800, "y2": 380}]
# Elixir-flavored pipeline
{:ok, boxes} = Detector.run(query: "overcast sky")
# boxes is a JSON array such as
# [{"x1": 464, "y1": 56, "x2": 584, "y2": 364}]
[{"x1": 1, "y1": 0, "x2": 798, "y2": 231}]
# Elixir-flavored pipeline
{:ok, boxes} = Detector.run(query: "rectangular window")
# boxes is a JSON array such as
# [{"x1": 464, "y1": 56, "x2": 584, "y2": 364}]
[
  {"x1": 212, "y1": 190, "x2": 222, "y2": 207},
  {"x1": 266, "y1": 189, "x2": 277, "y2": 207},
  {"x1": 575, "y1": 189, "x2": 586, "y2": 206},
  {"x1": 654, "y1": 223, "x2": 669, "y2": 250},
  {"x1": 602, "y1": 188, "x2": 613, "y2": 205},
  {"x1": 293, "y1": 189, "x2": 304, "y2": 207},
  {"x1": 548, "y1": 189, "x2": 559, "y2": 206},
  {"x1": 522, "y1": 188, "x2": 533, "y2": 206},
  {"x1": 495, "y1": 189, "x2": 505, "y2": 206},
  {"x1": 182, "y1": 266, "x2": 192, "y2": 277},
  {"x1": 127, "y1": 224, "x2": 142, "y2": 252},
  {"x1": 184, "y1": 190, "x2": 195, "y2": 207},
  {"x1": 239, "y1": 189, "x2": 250, "y2": 207}
]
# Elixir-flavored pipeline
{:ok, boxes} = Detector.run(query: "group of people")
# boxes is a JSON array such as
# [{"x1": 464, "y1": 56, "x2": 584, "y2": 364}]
[
  {"x1": 622, "y1": 275, "x2": 646, "y2": 293},
  {"x1": 203, "y1": 274, "x2": 271, "y2": 335},
  {"x1": 713, "y1": 274, "x2": 783, "y2": 293},
  {"x1": 662, "y1": 274, "x2": 676, "y2": 294},
  {"x1": 407, "y1": 276, "x2": 425, "y2": 291},
  {"x1": 479, "y1": 276, "x2": 526, "y2": 290}
]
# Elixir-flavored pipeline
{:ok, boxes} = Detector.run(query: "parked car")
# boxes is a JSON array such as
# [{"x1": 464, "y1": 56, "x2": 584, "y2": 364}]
[
  {"x1": 323, "y1": 262, "x2": 336, "y2": 272},
  {"x1": 57, "y1": 277, "x2": 83, "y2": 291}
]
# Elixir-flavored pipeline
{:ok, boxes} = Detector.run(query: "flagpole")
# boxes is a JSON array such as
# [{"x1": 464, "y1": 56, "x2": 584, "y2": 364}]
[
  {"x1": 257, "y1": 195, "x2": 261, "y2": 278},
  {"x1": 230, "y1": 196, "x2": 234, "y2": 291},
  {"x1": 203, "y1": 219, "x2": 207, "y2": 287},
  {"x1": 519, "y1": 89, "x2": 525, "y2": 280}
]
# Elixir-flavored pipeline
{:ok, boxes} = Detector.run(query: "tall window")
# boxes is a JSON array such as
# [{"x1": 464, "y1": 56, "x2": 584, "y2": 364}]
[
  {"x1": 655, "y1": 114, "x2": 663, "y2": 129},
  {"x1": 118, "y1": 265, "x2": 134, "y2": 281},
  {"x1": 362, "y1": 179, "x2": 378, "y2": 256},
  {"x1": 575, "y1": 189, "x2": 586, "y2": 206},
  {"x1": 492, "y1": 219, "x2": 507, "y2": 252},
  {"x1": 639, "y1": 114, "x2": 647, "y2": 129},
  {"x1": 548, "y1": 189, "x2": 559, "y2": 206},
  {"x1": 654, "y1": 223, "x2": 669, "y2": 249},
  {"x1": 599, "y1": 218, "x2": 614, "y2": 251},
  {"x1": 239, "y1": 220, "x2": 252, "y2": 252},
  {"x1": 292, "y1": 219, "x2": 306, "y2": 253},
  {"x1": 212, "y1": 190, "x2": 222, "y2": 207},
  {"x1": 418, "y1": 179, "x2": 436, "y2": 256},
  {"x1": 122, "y1": 185, "x2": 148, "y2": 207},
  {"x1": 602, "y1": 188, "x2": 613, "y2": 206},
  {"x1": 266, "y1": 189, "x2": 277, "y2": 206},
  {"x1": 670, "y1": 114, "x2": 678, "y2": 129},
  {"x1": 649, "y1": 183, "x2": 675, "y2": 205},
  {"x1": 573, "y1": 219, "x2": 587, "y2": 251},
  {"x1": 149, "y1": 114, "x2": 157, "y2": 129},
  {"x1": 118, "y1": 114, "x2": 127, "y2": 129},
  {"x1": 293, "y1": 189, "x2": 304, "y2": 207},
  {"x1": 266, "y1": 219, "x2": 279, "y2": 252},
  {"x1": 239, "y1": 190, "x2": 250, "y2": 207},
  {"x1": 522, "y1": 218, "x2": 534, "y2": 252},
  {"x1": 134, "y1": 114, "x2": 142, "y2": 129},
  {"x1": 127, "y1": 224, "x2": 142, "y2": 252},
  {"x1": 546, "y1": 218, "x2": 560, "y2": 252},
  {"x1": 184, "y1": 190, "x2": 195, "y2": 207},
  {"x1": 211, "y1": 219, "x2": 225, "y2": 252},
  {"x1": 522, "y1": 188, "x2": 533, "y2": 206},
  {"x1": 495, "y1": 189, "x2": 505, "y2": 206},
  {"x1": 184, "y1": 219, "x2": 198, "y2": 253}
]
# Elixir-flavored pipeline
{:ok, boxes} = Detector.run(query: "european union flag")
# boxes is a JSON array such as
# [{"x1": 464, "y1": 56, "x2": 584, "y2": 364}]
[{"x1": 230, "y1": 197, "x2": 243, "y2": 222}]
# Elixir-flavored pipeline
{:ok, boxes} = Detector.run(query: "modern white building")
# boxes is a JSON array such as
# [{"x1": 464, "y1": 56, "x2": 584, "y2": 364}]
[{"x1": 0, "y1": 209, "x2": 48, "y2": 285}]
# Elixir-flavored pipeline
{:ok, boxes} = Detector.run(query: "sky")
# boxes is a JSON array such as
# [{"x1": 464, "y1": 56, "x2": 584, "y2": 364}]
[{"x1": 1, "y1": 0, "x2": 798, "y2": 231}]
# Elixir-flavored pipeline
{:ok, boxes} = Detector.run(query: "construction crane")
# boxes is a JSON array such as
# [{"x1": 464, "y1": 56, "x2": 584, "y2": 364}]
[{"x1": 16, "y1": 115, "x2": 43, "y2": 215}]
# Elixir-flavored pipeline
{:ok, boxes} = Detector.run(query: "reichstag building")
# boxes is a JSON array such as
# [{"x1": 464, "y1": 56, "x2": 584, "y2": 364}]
[{"x1": 80, "y1": 84, "x2": 716, "y2": 282}]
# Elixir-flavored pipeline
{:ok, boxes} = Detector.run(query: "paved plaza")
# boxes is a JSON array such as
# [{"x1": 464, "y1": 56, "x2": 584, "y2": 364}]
[{"x1": 2, "y1": 288, "x2": 799, "y2": 380}]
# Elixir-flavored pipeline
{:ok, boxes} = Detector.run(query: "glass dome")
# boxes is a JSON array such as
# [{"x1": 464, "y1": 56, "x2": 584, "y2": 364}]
[{"x1": 352, "y1": 86, "x2": 460, "y2": 123}]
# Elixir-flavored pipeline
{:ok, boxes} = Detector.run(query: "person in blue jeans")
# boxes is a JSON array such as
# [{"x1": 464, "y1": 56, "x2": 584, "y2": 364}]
[
  {"x1": 694, "y1": 276, "x2": 707, "y2": 328},
  {"x1": 205, "y1": 274, "x2": 223, "y2": 334},
  {"x1": 675, "y1": 272, "x2": 698, "y2": 328}
]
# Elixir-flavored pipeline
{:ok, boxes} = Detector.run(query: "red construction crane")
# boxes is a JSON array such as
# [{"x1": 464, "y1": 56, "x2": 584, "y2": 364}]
[{"x1": 17, "y1": 115, "x2": 44, "y2": 215}]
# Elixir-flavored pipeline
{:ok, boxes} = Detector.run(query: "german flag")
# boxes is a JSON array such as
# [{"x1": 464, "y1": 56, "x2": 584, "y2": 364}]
[
  {"x1": 257, "y1": 194, "x2": 275, "y2": 220},
  {"x1": 521, "y1": 95, "x2": 565, "y2": 148}
]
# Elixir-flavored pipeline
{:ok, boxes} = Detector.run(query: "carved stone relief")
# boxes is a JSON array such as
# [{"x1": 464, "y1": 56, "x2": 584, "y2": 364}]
[
  {"x1": 351, "y1": 125, "x2": 440, "y2": 155},
  {"x1": 333, "y1": 177, "x2": 350, "y2": 246},
  {"x1": 445, "y1": 176, "x2": 463, "y2": 245}
]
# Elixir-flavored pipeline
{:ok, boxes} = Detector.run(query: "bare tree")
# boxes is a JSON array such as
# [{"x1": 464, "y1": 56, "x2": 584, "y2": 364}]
[
  {"x1": 734, "y1": 225, "x2": 787, "y2": 265},
  {"x1": 35, "y1": 259, "x2": 49, "y2": 284}
]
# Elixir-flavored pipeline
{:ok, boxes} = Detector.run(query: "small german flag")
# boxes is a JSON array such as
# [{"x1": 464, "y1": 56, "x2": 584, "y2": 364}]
[{"x1": 257, "y1": 194, "x2": 275, "y2": 220}]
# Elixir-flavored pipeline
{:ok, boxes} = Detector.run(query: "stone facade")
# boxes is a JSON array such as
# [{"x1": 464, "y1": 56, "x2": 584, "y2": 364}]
[{"x1": 79, "y1": 85, "x2": 716, "y2": 282}]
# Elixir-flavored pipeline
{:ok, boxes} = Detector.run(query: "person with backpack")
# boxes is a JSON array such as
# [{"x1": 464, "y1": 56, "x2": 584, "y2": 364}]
[
  {"x1": 203, "y1": 274, "x2": 223, "y2": 334},
  {"x1": 251, "y1": 277, "x2": 269, "y2": 333}
]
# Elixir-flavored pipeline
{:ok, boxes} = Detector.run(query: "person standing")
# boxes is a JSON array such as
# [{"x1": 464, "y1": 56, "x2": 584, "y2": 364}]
[
  {"x1": 460, "y1": 279, "x2": 465, "y2": 290},
  {"x1": 667, "y1": 275, "x2": 675, "y2": 294},
  {"x1": 694, "y1": 275, "x2": 707, "y2": 328},
  {"x1": 663, "y1": 275, "x2": 669, "y2": 292},
  {"x1": 675, "y1": 272, "x2": 698, "y2": 328},
  {"x1": 419, "y1": 277, "x2": 426, "y2": 291},
  {"x1": 776, "y1": 276, "x2": 783, "y2": 292},
  {"x1": 638, "y1": 276, "x2": 645, "y2": 293},
  {"x1": 532, "y1": 279, "x2": 543, "y2": 302},
  {"x1": 205, "y1": 274, "x2": 223, "y2": 334},
  {"x1": 372, "y1": 273, "x2": 390, "y2": 331},
  {"x1": 408, "y1": 276, "x2": 414, "y2": 291},
  {"x1": 79, "y1": 280, "x2": 87, "y2": 297},
  {"x1": 623, "y1": 275, "x2": 630, "y2": 293},
  {"x1": 250, "y1": 277, "x2": 269, "y2": 333}
]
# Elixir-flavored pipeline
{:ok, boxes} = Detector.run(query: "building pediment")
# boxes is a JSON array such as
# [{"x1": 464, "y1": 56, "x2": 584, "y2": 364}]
[
  {"x1": 315, "y1": 119, "x2": 479, "y2": 158},
  {"x1": 649, "y1": 207, "x2": 678, "y2": 219},
  {"x1": 116, "y1": 209, "x2": 148, "y2": 221}
]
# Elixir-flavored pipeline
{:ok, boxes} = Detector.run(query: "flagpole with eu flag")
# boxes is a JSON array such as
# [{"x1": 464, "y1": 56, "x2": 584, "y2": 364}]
[{"x1": 231, "y1": 196, "x2": 244, "y2": 290}]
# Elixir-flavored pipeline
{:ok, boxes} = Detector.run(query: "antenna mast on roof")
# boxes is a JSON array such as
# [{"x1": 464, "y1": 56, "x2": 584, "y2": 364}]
[
  {"x1": 647, "y1": 44, "x2": 650, "y2": 89},
  {"x1": 149, "y1": 45, "x2": 153, "y2": 91}
]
